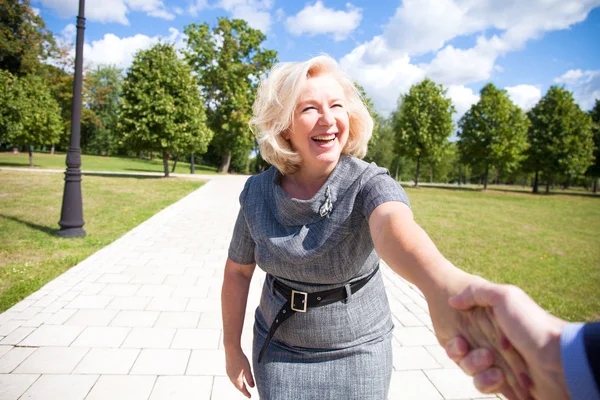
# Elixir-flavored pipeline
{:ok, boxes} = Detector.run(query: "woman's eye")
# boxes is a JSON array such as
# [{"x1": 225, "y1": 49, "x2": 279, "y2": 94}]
[
  {"x1": 302, "y1": 106, "x2": 316, "y2": 112},
  {"x1": 332, "y1": 103, "x2": 343, "y2": 108}
]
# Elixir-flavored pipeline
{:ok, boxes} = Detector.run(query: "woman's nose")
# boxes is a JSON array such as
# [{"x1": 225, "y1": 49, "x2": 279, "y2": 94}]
[{"x1": 318, "y1": 108, "x2": 335, "y2": 126}]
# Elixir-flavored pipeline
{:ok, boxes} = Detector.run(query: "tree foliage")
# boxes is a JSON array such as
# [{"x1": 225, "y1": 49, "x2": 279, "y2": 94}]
[
  {"x1": 85, "y1": 65, "x2": 123, "y2": 155},
  {"x1": 392, "y1": 78, "x2": 454, "y2": 186},
  {"x1": 586, "y1": 99, "x2": 600, "y2": 192},
  {"x1": 458, "y1": 83, "x2": 529, "y2": 189},
  {"x1": 525, "y1": 86, "x2": 594, "y2": 193},
  {"x1": 184, "y1": 18, "x2": 277, "y2": 173},
  {"x1": 0, "y1": 0, "x2": 56, "y2": 76},
  {"x1": 0, "y1": 70, "x2": 62, "y2": 165},
  {"x1": 118, "y1": 43, "x2": 213, "y2": 177}
]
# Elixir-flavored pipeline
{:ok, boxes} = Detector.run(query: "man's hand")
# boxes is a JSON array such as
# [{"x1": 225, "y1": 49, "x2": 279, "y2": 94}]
[{"x1": 446, "y1": 281, "x2": 569, "y2": 400}]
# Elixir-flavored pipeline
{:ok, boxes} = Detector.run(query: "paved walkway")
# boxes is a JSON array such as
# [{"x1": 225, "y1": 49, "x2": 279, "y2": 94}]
[{"x1": 0, "y1": 175, "x2": 495, "y2": 400}]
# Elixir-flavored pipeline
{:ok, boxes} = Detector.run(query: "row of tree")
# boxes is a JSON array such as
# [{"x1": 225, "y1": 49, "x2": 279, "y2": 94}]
[
  {"x1": 365, "y1": 80, "x2": 600, "y2": 193},
  {"x1": 1, "y1": 0, "x2": 599, "y2": 191}
]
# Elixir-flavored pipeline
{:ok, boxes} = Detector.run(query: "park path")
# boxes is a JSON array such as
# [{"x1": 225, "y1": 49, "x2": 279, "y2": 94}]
[{"x1": 0, "y1": 175, "x2": 495, "y2": 400}]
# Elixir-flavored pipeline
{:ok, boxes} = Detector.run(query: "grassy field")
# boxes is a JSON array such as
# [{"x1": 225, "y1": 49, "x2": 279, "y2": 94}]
[
  {"x1": 0, "y1": 171, "x2": 204, "y2": 312},
  {"x1": 406, "y1": 186, "x2": 600, "y2": 322},
  {"x1": 0, "y1": 152, "x2": 217, "y2": 175}
]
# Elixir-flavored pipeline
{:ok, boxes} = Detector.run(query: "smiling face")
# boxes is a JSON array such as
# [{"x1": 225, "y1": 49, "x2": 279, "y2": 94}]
[{"x1": 284, "y1": 73, "x2": 350, "y2": 175}]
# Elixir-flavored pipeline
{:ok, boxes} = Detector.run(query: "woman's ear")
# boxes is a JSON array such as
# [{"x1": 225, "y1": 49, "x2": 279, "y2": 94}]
[{"x1": 281, "y1": 129, "x2": 291, "y2": 140}]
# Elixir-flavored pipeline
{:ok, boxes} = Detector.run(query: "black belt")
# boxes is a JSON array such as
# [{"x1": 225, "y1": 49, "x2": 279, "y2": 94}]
[{"x1": 258, "y1": 266, "x2": 379, "y2": 363}]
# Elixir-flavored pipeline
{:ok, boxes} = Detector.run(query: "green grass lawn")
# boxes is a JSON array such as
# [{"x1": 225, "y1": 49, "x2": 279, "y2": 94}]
[
  {"x1": 406, "y1": 186, "x2": 600, "y2": 322},
  {"x1": 0, "y1": 151, "x2": 217, "y2": 175},
  {"x1": 0, "y1": 171, "x2": 204, "y2": 312}
]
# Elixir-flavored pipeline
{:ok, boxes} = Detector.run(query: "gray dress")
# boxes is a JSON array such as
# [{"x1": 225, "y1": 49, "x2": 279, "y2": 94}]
[{"x1": 228, "y1": 154, "x2": 410, "y2": 399}]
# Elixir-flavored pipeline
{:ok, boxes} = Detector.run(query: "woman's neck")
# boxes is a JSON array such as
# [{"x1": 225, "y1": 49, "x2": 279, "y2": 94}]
[{"x1": 282, "y1": 160, "x2": 338, "y2": 200}]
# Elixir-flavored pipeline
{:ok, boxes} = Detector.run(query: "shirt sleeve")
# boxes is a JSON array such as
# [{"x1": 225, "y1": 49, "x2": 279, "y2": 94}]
[
  {"x1": 360, "y1": 167, "x2": 411, "y2": 218},
  {"x1": 227, "y1": 179, "x2": 256, "y2": 265},
  {"x1": 561, "y1": 323, "x2": 600, "y2": 400}
]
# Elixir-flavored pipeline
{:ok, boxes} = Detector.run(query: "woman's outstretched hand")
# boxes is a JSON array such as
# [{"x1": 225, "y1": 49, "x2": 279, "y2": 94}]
[
  {"x1": 444, "y1": 281, "x2": 570, "y2": 400},
  {"x1": 425, "y1": 277, "x2": 533, "y2": 400},
  {"x1": 225, "y1": 348, "x2": 255, "y2": 398}
]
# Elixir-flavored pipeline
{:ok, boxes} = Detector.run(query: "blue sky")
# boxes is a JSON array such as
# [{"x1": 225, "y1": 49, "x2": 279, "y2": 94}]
[{"x1": 34, "y1": 0, "x2": 600, "y2": 118}]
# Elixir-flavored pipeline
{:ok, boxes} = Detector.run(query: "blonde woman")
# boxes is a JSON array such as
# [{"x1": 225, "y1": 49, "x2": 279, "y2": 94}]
[{"x1": 221, "y1": 55, "x2": 527, "y2": 399}]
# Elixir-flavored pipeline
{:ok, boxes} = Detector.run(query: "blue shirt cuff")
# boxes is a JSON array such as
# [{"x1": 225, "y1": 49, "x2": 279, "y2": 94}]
[{"x1": 561, "y1": 322, "x2": 600, "y2": 400}]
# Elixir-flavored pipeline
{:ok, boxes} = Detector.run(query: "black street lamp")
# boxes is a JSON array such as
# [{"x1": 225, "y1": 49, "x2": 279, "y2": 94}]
[{"x1": 57, "y1": 0, "x2": 86, "y2": 238}]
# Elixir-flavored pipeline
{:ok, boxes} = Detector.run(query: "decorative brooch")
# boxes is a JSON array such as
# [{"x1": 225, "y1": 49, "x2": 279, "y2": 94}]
[{"x1": 319, "y1": 186, "x2": 333, "y2": 217}]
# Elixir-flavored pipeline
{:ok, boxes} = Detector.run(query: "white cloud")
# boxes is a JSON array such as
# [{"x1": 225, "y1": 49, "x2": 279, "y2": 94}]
[
  {"x1": 505, "y1": 85, "x2": 542, "y2": 111},
  {"x1": 286, "y1": 1, "x2": 362, "y2": 41},
  {"x1": 188, "y1": 0, "x2": 208, "y2": 16},
  {"x1": 34, "y1": 0, "x2": 175, "y2": 24},
  {"x1": 32, "y1": 7, "x2": 41, "y2": 15},
  {"x1": 61, "y1": 23, "x2": 76, "y2": 43},
  {"x1": 447, "y1": 85, "x2": 480, "y2": 121},
  {"x1": 339, "y1": 0, "x2": 600, "y2": 114},
  {"x1": 173, "y1": 7, "x2": 184, "y2": 15},
  {"x1": 79, "y1": 28, "x2": 187, "y2": 70},
  {"x1": 554, "y1": 69, "x2": 600, "y2": 111},
  {"x1": 216, "y1": 0, "x2": 274, "y2": 32}
]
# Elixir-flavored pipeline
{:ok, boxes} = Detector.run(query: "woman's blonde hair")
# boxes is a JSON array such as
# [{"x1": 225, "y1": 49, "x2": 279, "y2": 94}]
[{"x1": 250, "y1": 55, "x2": 373, "y2": 175}]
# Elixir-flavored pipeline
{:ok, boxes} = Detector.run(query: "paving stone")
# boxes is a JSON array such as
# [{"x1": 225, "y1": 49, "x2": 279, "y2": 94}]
[
  {"x1": 211, "y1": 376, "x2": 257, "y2": 400},
  {"x1": 186, "y1": 349, "x2": 226, "y2": 376},
  {"x1": 155, "y1": 312, "x2": 200, "y2": 329},
  {"x1": 136, "y1": 285, "x2": 174, "y2": 298},
  {"x1": 186, "y1": 298, "x2": 221, "y2": 313},
  {"x1": 425, "y1": 369, "x2": 493, "y2": 399},
  {"x1": 122, "y1": 327, "x2": 176, "y2": 348},
  {"x1": 0, "y1": 327, "x2": 35, "y2": 345},
  {"x1": 197, "y1": 311, "x2": 222, "y2": 329},
  {"x1": 130, "y1": 273, "x2": 167, "y2": 285},
  {"x1": 130, "y1": 349, "x2": 190, "y2": 375},
  {"x1": 0, "y1": 347, "x2": 36, "y2": 373},
  {"x1": 163, "y1": 275, "x2": 199, "y2": 287},
  {"x1": 171, "y1": 286, "x2": 210, "y2": 299},
  {"x1": 426, "y1": 345, "x2": 460, "y2": 369},
  {"x1": 65, "y1": 295, "x2": 113, "y2": 309},
  {"x1": 100, "y1": 283, "x2": 141, "y2": 297},
  {"x1": 0, "y1": 321, "x2": 22, "y2": 336},
  {"x1": 149, "y1": 376, "x2": 213, "y2": 400},
  {"x1": 19, "y1": 325, "x2": 85, "y2": 347},
  {"x1": 393, "y1": 346, "x2": 441, "y2": 370},
  {"x1": 393, "y1": 326, "x2": 439, "y2": 346},
  {"x1": 73, "y1": 348, "x2": 139, "y2": 374},
  {"x1": 44, "y1": 308, "x2": 77, "y2": 324},
  {"x1": 64, "y1": 309, "x2": 118, "y2": 326},
  {"x1": 106, "y1": 296, "x2": 151, "y2": 311},
  {"x1": 0, "y1": 345, "x2": 12, "y2": 358},
  {"x1": 388, "y1": 370, "x2": 443, "y2": 400},
  {"x1": 86, "y1": 375, "x2": 156, "y2": 400},
  {"x1": 171, "y1": 329, "x2": 220, "y2": 350},
  {"x1": 20, "y1": 374, "x2": 97, "y2": 400},
  {"x1": 22, "y1": 313, "x2": 53, "y2": 327},
  {"x1": 146, "y1": 298, "x2": 189, "y2": 312},
  {"x1": 71, "y1": 326, "x2": 130, "y2": 347},
  {"x1": 110, "y1": 310, "x2": 159, "y2": 327},
  {"x1": 15, "y1": 347, "x2": 89, "y2": 374},
  {"x1": 97, "y1": 273, "x2": 133, "y2": 284},
  {"x1": 0, "y1": 374, "x2": 39, "y2": 400}
]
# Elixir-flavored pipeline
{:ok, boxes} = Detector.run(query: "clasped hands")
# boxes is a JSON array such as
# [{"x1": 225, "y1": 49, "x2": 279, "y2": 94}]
[{"x1": 431, "y1": 279, "x2": 570, "y2": 400}]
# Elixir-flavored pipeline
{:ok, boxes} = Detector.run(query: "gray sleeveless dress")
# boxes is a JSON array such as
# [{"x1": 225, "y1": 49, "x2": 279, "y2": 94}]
[{"x1": 228, "y1": 155, "x2": 410, "y2": 399}]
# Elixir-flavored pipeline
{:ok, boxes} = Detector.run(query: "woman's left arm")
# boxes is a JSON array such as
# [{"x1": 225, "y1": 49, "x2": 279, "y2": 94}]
[{"x1": 369, "y1": 201, "x2": 528, "y2": 400}]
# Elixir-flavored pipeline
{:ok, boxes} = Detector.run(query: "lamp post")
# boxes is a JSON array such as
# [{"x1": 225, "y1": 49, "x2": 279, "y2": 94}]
[{"x1": 57, "y1": 0, "x2": 86, "y2": 238}]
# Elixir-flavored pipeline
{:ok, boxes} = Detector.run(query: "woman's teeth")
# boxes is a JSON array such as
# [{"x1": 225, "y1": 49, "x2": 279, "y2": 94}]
[{"x1": 312, "y1": 134, "x2": 336, "y2": 142}]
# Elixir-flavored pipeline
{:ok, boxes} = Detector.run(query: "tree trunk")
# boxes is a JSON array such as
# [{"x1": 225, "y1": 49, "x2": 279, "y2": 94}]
[
  {"x1": 533, "y1": 171, "x2": 539, "y2": 193},
  {"x1": 546, "y1": 180, "x2": 550, "y2": 194},
  {"x1": 138, "y1": 151, "x2": 143, "y2": 159},
  {"x1": 458, "y1": 164, "x2": 462, "y2": 186},
  {"x1": 395, "y1": 159, "x2": 399, "y2": 181},
  {"x1": 414, "y1": 154, "x2": 421, "y2": 187},
  {"x1": 50, "y1": 144, "x2": 55, "y2": 155},
  {"x1": 594, "y1": 178, "x2": 598, "y2": 193},
  {"x1": 429, "y1": 166, "x2": 433, "y2": 183},
  {"x1": 171, "y1": 154, "x2": 178, "y2": 173},
  {"x1": 12, "y1": 146, "x2": 19, "y2": 154},
  {"x1": 218, "y1": 152, "x2": 232, "y2": 173},
  {"x1": 190, "y1": 154, "x2": 195, "y2": 174},
  {"x1": 483, "y1": 166, "x2": 489, "y2": 190},
  {"x1": 28, "y1": 146, "x2": 33, "y2": 167},
  {"x1": 162, "y1": 150, "x2": 170, "y2": 178}
]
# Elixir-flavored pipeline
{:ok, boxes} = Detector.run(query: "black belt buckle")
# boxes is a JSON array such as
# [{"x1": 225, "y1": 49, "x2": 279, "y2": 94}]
[{"x1": 291, "y1": 290, "x2": 308, "y2": 312}]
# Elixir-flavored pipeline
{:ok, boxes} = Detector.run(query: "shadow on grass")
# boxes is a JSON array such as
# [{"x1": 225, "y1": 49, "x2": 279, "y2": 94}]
[
  {"x1": 408, "y1": 183, "x2": 600, "y2": 198},
  {"x1": 0, "y1": 162, "x2": 36, "y2": 168},
  {"x1": 1, "y1": 214, "x2": 57, "y2": 236},
  {"x1": 82, "y1": 172, "x2": 165, "y2": 179},
  {"x1": 125, "y1": 167, "x2": 217, "y2": 174}
]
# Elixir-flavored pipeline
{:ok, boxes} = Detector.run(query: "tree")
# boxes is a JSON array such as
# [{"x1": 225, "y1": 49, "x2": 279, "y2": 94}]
[
  {"x1": 0, "y1": 70, "x2": 62, "y2": 165},
  {"x1": 586, "y1": 99, "x2": 600, "y2": 192},
  {"x1": 184, "y1": 18, "x2": 277, "y2": 173},
  {"x1": 392, "y1": 78, "x2": 454, "y2": 186},
  {"x1": 364, "y1": 115, "x2": 396, "y2": 171},
  {"x1": 118, "y1": 43, "x2": 213, "y2": 177},
  {"x1": 0, "y1": 0, "x2": 57, "y2": 76},
  {"x1": 525, "y1": 87, "x2": 594, "y2": 193},
  {"x1": 457, "y1": 83, "x2": 529, "y2": 189},
  {"x1": 85, "y1": 65, "x2": 123, "y2": 155}
]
